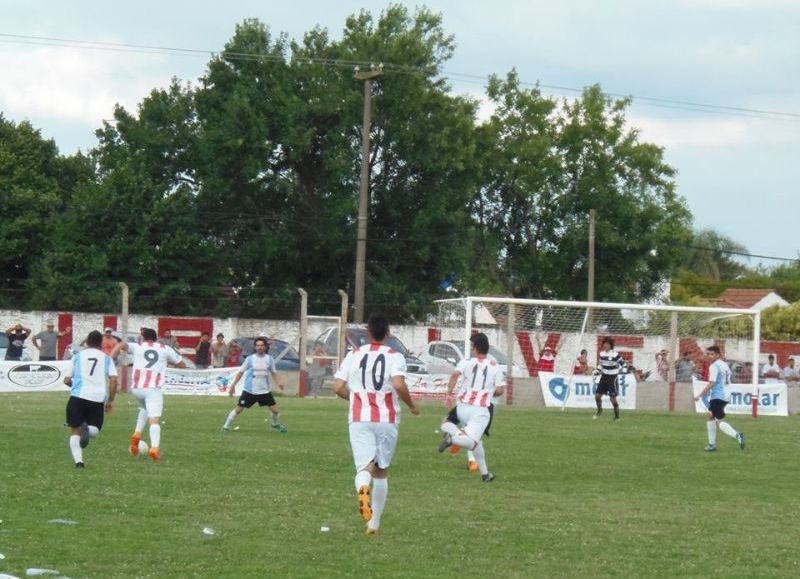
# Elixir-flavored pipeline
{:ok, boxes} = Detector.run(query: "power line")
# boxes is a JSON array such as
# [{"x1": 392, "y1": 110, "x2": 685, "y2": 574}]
[{"x1": 1, "y1": 32, "x2": 798, "y2": 122}]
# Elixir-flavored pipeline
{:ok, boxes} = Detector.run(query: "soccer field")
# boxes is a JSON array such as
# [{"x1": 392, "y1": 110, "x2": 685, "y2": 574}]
[{"x1": 1, "y1": 393, "x2": 799, "y2": 578}]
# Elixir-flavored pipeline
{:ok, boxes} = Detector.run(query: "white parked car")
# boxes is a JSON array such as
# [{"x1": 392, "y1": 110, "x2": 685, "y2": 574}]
[{"x1": 419, "y1": 340, "x2": 529, "y2": 378}]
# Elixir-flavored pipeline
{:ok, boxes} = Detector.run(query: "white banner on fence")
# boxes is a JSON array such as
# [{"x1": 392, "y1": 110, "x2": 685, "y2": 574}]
[
  {"x1": 0, "y1": 361, "x2": 72, "y2": 392},
  {"x1": 407, "y1": 372, "x2": 450, "y2": 399},
  {"x1": 0, "y1": 360, "x2": 237, "y2": 396},
  {"x1": 691, "y1": 378, "x2": 788, "y2": 416},
  {"x1": 539, "y1": 371, "x2": 638, "y2": 409}
]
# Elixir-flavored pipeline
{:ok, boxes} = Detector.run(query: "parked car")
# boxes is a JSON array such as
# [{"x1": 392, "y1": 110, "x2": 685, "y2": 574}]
[
  {"x1": 228, "y1": 337, "x2": 301, "y2": 371},
  {"x1": 0, "y1": 333, "x2": 32, "y2": 361},
  {"x1": 313, "y1": 325, "x2": 428, "y2": 374},
  {"x1": 418, "y1": 340, "x2": 528, "y2": 378}
]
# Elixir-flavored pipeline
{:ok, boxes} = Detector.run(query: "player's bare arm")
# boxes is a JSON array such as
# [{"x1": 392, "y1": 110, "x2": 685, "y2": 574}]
[
  {"x1": 393, "y1": 377, "x2": 419, "y2": 415},
  {"x1": 444, "y1": 370, "x2": 461, "y2": 408},
  {"x1": 106, "y1": 376, "x2": 118, "y2": 412},
  {"x1": 227, "y1": 371, "x2": 243, "y2": 396},
  {"x1": 271, "y1": 370, "x2": 285, "y2": 390},
  {"x1": 333, "y1": 378, "x2": 349, "y2": 400}
]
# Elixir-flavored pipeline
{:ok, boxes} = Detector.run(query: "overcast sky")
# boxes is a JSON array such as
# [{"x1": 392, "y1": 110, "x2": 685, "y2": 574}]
[{"x1": 2, "y1": 0, "x2": 798, "y2": 264}]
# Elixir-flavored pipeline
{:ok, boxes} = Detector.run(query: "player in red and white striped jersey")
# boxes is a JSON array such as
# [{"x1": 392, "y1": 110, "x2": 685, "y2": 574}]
[
  {"x1": 439, "y1": 333, "x2": 506, "y2": 482},
  {"x1": 112, "y1": 328, "x2": 184, "y2": 461},
  {"x1": 334, "y1": 313, "x2": 419, "y2": 535}
]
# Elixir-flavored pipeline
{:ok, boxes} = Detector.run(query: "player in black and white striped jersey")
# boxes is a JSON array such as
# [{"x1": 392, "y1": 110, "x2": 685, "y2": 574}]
[{"x1": 593, "y1": 337, "x2": 626, "y2": 420}]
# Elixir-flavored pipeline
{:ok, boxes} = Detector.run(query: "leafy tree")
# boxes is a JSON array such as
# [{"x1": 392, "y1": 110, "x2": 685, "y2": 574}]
[
  {"x1": 474, "y1": 75, "x2": 692, "y2": 302},
  {"x1": 683, "y1": 228, "x2": 749, "y2": 281},
  {"x1": 0, "y1": 115, "x2": 94, "y2": 307}
]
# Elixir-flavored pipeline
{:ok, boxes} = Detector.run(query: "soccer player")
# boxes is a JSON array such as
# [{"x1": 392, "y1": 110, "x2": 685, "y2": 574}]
[
  {"x1": 112, "y1": 328, "x2": 185, "y2": 461},
  {"x1": 594, "y1": 337, "x2": 625, "y2": 420},
  {"x1": 222, "y1": 336, "x2": 287, "y2": 432},
  {"x1": 63, "y1": 330, "x2": 117, "y2": 468},
  {"x1": 693, "y1": 345, "x2": 745, "y2": 452},
  {"x1": 333, "y1": 314, "x2": 420, "y2": 535},
  {"x1": 438, "y1": 333, "x2": 506, "y2": 482}
]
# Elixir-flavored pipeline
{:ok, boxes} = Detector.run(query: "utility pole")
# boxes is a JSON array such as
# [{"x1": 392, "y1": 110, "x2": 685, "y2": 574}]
[
  {"x1": 588, "y1": 209, "x2": 596, "y2": 302},
  {"x1": 353, "y1": 64, "x2": 382, "y2": 324}
]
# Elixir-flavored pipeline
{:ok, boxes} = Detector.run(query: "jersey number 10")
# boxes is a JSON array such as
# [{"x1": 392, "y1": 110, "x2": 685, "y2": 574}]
[{"x1": 359, "y1": 353, "x2": 386, "y2": 391}]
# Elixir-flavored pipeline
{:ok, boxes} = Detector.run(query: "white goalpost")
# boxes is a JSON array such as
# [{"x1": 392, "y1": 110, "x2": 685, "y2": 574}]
[{"x1": 432, "y1": 296, "x2": 761, "y2": 415}]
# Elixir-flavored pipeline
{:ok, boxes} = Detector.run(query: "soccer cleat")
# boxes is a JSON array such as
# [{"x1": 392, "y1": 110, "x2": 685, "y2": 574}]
[
  {"x1": 130, "y1": 433, "x2": 141, "y2": 457},
  {"x1": 736, "y1": 432, "x2": 745, "y2": 450},
  {"x1": 75, "y1": 462, "x2": 85, "y2": 469},
  {"x1": 449, "y1": 444, "x2": 460, "y2": 456},
  {"x1": 271, "y1": 423, "x2": 288, "y2": 433},
  {"x1": 148, "y1": 447, "x2": 161, "y2": 462},
  {"x1": 358, "y1": 485, "x2": 372, "y2": 522},
  {"x1": 704, "y1": 444, "x2": 717, "y2": 452},
  {"x1": 79, "y1": 423, "x2": 90, "y2": 449},
  {"x1": 221, "y1": 426, "x2": 230, "y2": 432},
  {"x1": 437, "y1": 433, "x2": 452, "y2": 453},
  {"x1": 467, "y1": 460, "x2": 478, "y2": 472},
  {"x1": 593, "y1": 410, "x2": 602, "y2": 420},
  {"x1": 365, "y1": 526, "x2": 379, "y2": 536},
  {"x1": 613, "y1": 415, "x2": 620, "y2": 421},
  {"x1": 481, "y1": 473, "x2": 495, "y2": 483}
]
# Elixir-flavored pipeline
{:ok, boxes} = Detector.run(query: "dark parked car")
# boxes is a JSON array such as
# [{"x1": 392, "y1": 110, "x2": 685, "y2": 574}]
[
  {"x1": 313, "y1": 325, "x2": 427, "y2": 374},
  {"x1": 229, "y1": 337, "x2": 301, "y2": 371}
]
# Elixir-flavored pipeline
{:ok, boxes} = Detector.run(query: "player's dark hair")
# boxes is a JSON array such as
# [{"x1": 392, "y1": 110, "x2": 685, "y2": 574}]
[
  {"x1": 470, "y1": 333, "x2": 490, "y2": 355},
  {"x1": 85, "y1": 330, "x2": 103, "y2": 349},
  {"x1": 602, "y1": 337, "x2": 614, "y2": 349},
  {"x1": 254, "y1": 336, "x2": 269, "y2": 352},
  {"x1": 367, "y1": 313, "x2": 389, "y2": 342},
  {"x1": 707, "y1": 345, "x2": 721, "y2": 355},
  {"x1": 141, "y1": 328, "x2": 157, "y2": 342}
]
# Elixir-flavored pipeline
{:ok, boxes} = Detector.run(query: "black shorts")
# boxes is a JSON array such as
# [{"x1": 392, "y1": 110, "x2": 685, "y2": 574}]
[
  {"x1": 238, "y1": 391, "x2": 277, "y2": 408},
  {"x1": 596, "y1": 374, "x2": 619, "y2": 397},
  {"x1": 708, "y1": 399, "x2": 728, "y2": 420},
  {"x1": 66, "y1": 396, "x2": 105, "y2": 429},
  {"x1": 445, "y1": 403, "x2": 495, "y2": 437}
]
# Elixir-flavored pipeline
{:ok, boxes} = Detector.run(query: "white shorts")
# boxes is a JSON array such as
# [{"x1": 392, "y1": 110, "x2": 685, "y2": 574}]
[
  {"x1": 456, "y1": 404, "x2": 491, "y2": 443},
  {"x1": 131, "y1": 388, "x2": 164, "y2": 418},
  {"x1": 349, "y1": 422, "x2": 399, "y2": 472}
]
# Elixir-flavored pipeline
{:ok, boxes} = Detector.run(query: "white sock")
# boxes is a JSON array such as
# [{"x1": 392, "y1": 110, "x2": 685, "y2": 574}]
[
  {"x1": 718, "y1": 421, "x2": 738, "y2": 439},
  {"x1": 135, "y1": 409, "x2": 148, "y2": 434},
  {"x1": 223, "y1": 410, "x2": 237, "y2": 429},
  {"x1": 69, "y1": 435, "x2": 82, "y2": 464},
  {"x1": 368, "y1": 478, "x2": 388, "y2": 531},
  {"x1": 88, "y1": 426, "x2": 100, "y2": 439},
  {"x1": 472, "y1": 441, "x2": 489, "y2": 475},
  {"x1": 441, "y1": 422, "x2": 474, "y2": 449},
  {"x1": 706, "y1": 421, "x2": 717, "y2": 446},
  {"x1": 271, "y1": 412, "x2": 280, "y2": 426},
  {"x1": 150, "y1": 424, "x2": 161, "y2": 449},
  {"x1": 355, "y1": 469, "x2": 372, "y2": 492},
  {"x1": 467, "y1": 450, "x2": 476, "y2": 462}
]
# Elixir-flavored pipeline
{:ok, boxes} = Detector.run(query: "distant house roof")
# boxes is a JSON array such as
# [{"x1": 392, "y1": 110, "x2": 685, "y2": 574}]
[{"x1": 710, "y1": 289, "x2": 788, "y2": 311}]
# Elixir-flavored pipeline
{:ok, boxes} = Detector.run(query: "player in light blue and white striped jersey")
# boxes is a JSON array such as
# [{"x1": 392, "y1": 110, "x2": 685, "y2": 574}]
[
  {"x1": 693, "y1": 345, "x2": 744, "y2": 452},
  {"x1": 63, "y1": 330, "x2": 118, "y2": 468}
]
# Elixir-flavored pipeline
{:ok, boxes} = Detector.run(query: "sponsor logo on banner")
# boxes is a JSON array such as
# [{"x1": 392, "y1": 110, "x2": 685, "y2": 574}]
[
  {"x1": 692, "y1": 378, "x2": 788, "y2": 416},
  {"x1": 163, "y1": 367, "x2": 239, "y2": 396},
  {"x1": 407, "y1": 373, "x2": 450, "y2": 399},
  {"x1": 0, "y1": 361, "x2": 66, "y2": 391},
  {"x1": 539, "y1": 371, "x2": 637, "y2": 409}
]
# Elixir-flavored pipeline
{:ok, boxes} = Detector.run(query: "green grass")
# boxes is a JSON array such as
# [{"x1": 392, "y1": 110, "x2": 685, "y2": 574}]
[{"x1": 2, "y1": 393, "x2": 800, "y2": 578}]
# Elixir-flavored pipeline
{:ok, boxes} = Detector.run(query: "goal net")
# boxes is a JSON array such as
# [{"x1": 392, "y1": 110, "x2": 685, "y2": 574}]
[{"x1": 431, "y1": 297, "x2": 761, "y2": 414}]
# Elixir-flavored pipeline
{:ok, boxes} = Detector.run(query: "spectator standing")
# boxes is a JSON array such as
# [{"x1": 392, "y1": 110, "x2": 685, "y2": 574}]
[
  {"x1": 159, "y1": 329, "x2": 179, "y2": 350},
  {"x1": 674, "y1": 351, "x2": 696, "y2": 382},
  {"x1": 308, "y1": 341, "x2": 328, "y2": 398},
  {"x1": 5, "y1": 323, "x2": 31, "y2": 361},
  {"x1": 760, "y1": 354, "x2": 781, "y2": 383},
  {"x1": 211, "y1": 333, "x2": 228, "y2": 368},
  {"x1": 573, "y1": 349, "x2": 593, "y2": 375},
  {"x1": 195, "y1": 332, "x2": 211, "y2": 369},
  {"x1": 101, "y1": 328, "x2": 119, "y2": 356},
  {"x1": 33, "y1": 320, "x2": 70, "y2": 361},
  {"x1": 226, "y1": 343, "x2": 243, "y2": 367},
  {"x1": 780, "y1": 358, "x2": 799, "y2": 384},
  {"x1": 655, "y1": 350, "x2": 669, "y2": 381},
  {"x1": 739, "y1": 362, "x2": 754, "y2": 384}
]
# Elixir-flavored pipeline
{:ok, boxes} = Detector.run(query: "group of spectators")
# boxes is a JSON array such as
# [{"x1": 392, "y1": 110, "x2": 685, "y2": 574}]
[
  {"x1": 157, "y1": 329, "x2": 243, "y2": 369},
  {"x1": 4, "y1": 321, "x2": 70, "y2": 361}
]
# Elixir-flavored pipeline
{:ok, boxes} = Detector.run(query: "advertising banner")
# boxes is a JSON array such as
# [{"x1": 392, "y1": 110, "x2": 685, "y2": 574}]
[
  {"x1": 691, "y1": 378, "x2": 788, "y2": 416},
  {"x1": 539, "y1": 371, "x2": 638, "y2": 409}
]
